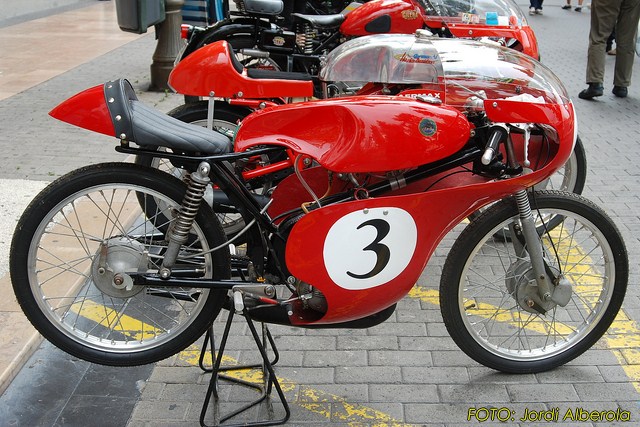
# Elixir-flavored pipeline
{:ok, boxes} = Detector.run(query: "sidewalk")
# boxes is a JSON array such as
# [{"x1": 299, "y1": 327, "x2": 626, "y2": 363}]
[
  {"x1": 1, "y1": 1, "x2": 640, "y2": 426},
  {"x1": 0, "y1": 0, "x2": 183, "y2": 398}
]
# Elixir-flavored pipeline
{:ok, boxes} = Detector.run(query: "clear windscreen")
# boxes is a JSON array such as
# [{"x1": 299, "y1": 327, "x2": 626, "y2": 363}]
[
  {"x1": 319, "y1": 33, "x2": 569, "y2": 107},
  {"x1": 413, "y1": 0, "x2": 528, "y2": 27}
]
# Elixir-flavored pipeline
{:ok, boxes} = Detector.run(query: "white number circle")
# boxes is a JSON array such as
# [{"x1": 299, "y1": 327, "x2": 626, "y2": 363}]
[{"x1": 323, "y1": 207, "x2": 418, "y2": 290}]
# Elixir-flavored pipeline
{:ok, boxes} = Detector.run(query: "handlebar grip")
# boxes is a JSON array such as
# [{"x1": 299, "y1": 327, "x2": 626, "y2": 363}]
[{"x1": 481, "y1": 125, "x2": 509, "y2": 166}]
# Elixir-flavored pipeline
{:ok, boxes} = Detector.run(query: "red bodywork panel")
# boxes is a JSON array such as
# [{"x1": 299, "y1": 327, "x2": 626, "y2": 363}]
[
  {"x1": 49, "y1": 84, "x2": 115, "y2": 137},
  {"x1": 234, "y1": 96, "x2": 471, "y2": 173},
  {"x1": 275, "y1": 99, "x2": 575, "y2": 325},
  {"x1": 340, "y1": 0, "x2": 424, "y2": 36},
  {"x1": 285, "y1": 183, "x2": 520, "y2": 324},
  {"x1": 169, "y1": 41, "x2": 314, "y2": 98}
]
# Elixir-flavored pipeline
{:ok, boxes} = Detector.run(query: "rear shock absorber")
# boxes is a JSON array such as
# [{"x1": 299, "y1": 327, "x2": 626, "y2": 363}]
[
  {"x1": 303, "y1": 23, "x2": 313, "y2": 54},
  {"x1": 159, "y1": 161, "x2": 211, "y2": 279}
]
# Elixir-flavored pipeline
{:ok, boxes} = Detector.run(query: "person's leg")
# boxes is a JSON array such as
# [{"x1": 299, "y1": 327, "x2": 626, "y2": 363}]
[
  {"x1": 563, "y1": 0, "x2": 572, "y2": 9},
  {"x1": 586, "y1": 0, "x2": 620, "y2": 84},
  {"x1": 612, "y1": 0, "x2": 640, "y2": 92}
]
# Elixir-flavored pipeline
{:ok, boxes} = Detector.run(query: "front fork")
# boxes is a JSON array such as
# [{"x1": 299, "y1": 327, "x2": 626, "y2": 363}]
[{"x1": 500, "y1": 128, "x2": 573, "y2": 313}]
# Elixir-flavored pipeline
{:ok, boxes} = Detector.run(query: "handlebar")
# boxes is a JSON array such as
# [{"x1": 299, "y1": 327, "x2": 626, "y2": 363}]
[{"x1": 481, "y1": 124, "x2": 509, "y2": 165}]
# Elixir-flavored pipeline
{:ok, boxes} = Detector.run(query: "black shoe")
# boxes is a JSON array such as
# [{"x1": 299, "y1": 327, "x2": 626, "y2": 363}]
[
  {"x1": 612, "y1": 86, "x2": 628, "y2": 98},
  {"x1": 562, "y1": 4, "x2": 571, "y2": 9},
  {"x1": 578, "y1": 83, "x2": 604, "y2": 100}
]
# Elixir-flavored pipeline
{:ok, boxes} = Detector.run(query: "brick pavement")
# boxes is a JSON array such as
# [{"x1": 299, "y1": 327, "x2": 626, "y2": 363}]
[{"x1": 1, "y1": 0, "x2": 640, "y2": 426}]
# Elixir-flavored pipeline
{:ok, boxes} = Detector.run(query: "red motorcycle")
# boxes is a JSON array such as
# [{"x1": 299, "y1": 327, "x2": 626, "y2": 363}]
[
  {"x1": 142, "y1": 34, "x2": 586, "y2": 238},
  {"x1": 178, "y1": 0, "x2": 539, "y2": 84},
  {"x1": 11, "y1": 36, "x2": 626, "y2": 376}
]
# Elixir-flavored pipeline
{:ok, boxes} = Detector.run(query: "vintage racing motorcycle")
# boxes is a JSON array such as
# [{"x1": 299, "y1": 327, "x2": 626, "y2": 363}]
[
  {"x1": 178, "y1": 0, "x2": 539, "y2": 90},
  {"x1": 10, "y1": 34, "x2": 627, "y2": 374}
]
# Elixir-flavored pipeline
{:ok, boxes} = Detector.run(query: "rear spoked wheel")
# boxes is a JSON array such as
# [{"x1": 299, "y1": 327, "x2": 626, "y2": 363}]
[{"x1": 10, "y1": 163, "x2": 230, "y2": 366}]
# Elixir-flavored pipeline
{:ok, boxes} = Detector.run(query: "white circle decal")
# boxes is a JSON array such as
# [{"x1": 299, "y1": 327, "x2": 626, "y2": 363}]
[{"x1": 323, "y1": 207, "x2": 418, "y2": 290}]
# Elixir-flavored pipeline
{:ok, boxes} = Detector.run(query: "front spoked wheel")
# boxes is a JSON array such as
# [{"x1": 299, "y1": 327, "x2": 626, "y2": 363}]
[
  {"x1": 10, "y1": 163, "x2": 230, "y2": 366},
  {"x1": 440, "y1": 190, "x2": 627, "y2": 373}
]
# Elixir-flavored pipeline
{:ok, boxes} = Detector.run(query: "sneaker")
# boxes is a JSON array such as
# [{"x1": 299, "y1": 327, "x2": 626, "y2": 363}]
[
  {"x1": 562, "y1": 4, "x2": 571, "y2": 9},
  {"x1": 612, "y1": 86, "x2": 628, "y2": 98},
  {"x1": 578, "y1": 83, "x2": 604, "y2": 100},
  {"x1": 607, "y1": 48, "x2": 617, "y2": 55},
  {"x1": 529, "y1": 7, "x2": 536, "y2": 14},
  {"x1": 536, "y1": 8, "x2": 543, "y2": 14},
  {"x1": 574, "y1": 6, "x2": 582, "y2": 11}
]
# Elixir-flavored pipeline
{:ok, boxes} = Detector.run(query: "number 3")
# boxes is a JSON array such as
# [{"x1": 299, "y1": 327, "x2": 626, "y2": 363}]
[
  {"x1": 347, "y1": 219, "x2": 391, "y2": 279},
  {"x1": 323, "y1": 207, "x2": 418, "y2": 290}
]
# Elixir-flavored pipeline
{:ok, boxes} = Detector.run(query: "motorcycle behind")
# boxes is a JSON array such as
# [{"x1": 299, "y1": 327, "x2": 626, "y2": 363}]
[{"x1": 10, "y1": 35, "x2": 627, "y2": 376}]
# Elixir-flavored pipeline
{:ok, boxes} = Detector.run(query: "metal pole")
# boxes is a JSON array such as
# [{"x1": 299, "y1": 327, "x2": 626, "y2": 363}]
[{"x1": 149, "y1": 0, "x2": 184, "y2": 91}]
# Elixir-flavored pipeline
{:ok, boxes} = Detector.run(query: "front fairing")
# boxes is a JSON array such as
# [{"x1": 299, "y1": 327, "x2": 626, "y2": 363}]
[
  {"x1": 320, "y1": 34, "x2": 574, "y2": 177},
  {"x1": 416, "y1": 0, "x2": 528, "y2": 27},
  {"x1": 321, "y1": 34, "x2": 566, "y2": 106},
  {"x1": 413, "y1": 0, "x2": 538, "y2": 58}
]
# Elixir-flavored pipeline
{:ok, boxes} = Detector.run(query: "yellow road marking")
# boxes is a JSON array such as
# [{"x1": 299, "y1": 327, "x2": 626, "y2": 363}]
[
  {"x1": 70, "y1": 300, "x2": 161, "y2": 341},
  {"x1": 178, "y1": 348, "x2": 412, "y2": 426},
  {"x1": 410, "y1": 225, "x2": 640, "y2": 393}
]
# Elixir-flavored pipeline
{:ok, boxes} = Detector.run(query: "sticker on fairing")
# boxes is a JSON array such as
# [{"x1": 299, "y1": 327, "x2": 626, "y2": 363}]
[{"x1": 323, "y1": 207, "x2": 418, "y2": 290}]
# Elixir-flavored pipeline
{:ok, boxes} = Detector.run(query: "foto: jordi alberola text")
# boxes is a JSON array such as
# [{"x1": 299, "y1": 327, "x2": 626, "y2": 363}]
[{"x1": 467, "y1": 406, "x2": 631, "y2": 423}]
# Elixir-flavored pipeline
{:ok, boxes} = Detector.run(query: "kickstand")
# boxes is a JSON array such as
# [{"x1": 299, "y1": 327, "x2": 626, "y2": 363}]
[{"x1": 198, "y1": 308, "x2": 290, "y2": 426}]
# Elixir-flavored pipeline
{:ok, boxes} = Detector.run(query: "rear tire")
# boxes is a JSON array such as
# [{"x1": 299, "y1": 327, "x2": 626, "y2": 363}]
[{"x1": 10, "y1": 163, "x2": 230, "y2": 366}]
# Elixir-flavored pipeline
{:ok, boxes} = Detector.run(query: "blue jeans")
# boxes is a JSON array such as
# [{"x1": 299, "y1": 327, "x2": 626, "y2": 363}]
[{"x1": 530, "y1": 0, "x2": 543, "y2": 9}]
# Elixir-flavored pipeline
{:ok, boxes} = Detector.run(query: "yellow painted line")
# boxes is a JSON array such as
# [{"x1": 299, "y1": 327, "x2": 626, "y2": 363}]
[
  {"x1": 178, "y1": 347, "x2": 413, "y2": 426},
  {"x1": 70, "y1": 300, "x2": 161, "y2": 341},
  {"x1": 71, "y1": 302, "x2": 413, "y2": 425},
  {"x1": 410, "y1": 225, "x2": 640, "y2": 392}
]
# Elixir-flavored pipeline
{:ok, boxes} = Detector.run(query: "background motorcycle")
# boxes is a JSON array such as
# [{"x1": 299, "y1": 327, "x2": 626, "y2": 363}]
[
  {"x1": 10, "y1": 36, "x2": 626, "y2": 376},
  {"x1": 177, "y1": 0, "x2": 539, "y2": 102}
]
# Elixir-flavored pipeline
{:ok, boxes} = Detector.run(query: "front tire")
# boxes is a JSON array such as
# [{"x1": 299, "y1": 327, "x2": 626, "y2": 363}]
[
  {"x1": 440, "y1": 190, "x2": 627, "y2": 373},
  {"x1": 10, "y1": 163, "x2": 230, "y2": 366}
]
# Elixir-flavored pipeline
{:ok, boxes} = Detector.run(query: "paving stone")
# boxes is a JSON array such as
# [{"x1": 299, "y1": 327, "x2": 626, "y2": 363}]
[
  {"x1": 368, "y1": 349, "x2": 433, "y2": 367},
  {"x1": 574, "y1": 382, "x2": 640, "y2": 402},
  {"x1": 438, "y1": 383, "x2": 510, "y2": 403},
  {"x1": 335, "y1": 366, "x2": 402, "y2": 384},
  {"x1": 402, "y1": 366, "x2": 470, "y2": 384},
  {"x1": 506, "y1": 384, "x2": 579, "y2": 403},
  {"x1": 369, "y1": 383, "x2": 438, "y2": 403}
]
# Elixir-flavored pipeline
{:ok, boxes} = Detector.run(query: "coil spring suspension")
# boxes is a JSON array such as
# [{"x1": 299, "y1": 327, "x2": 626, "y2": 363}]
[
  {"x1": 515, "y1": 190, "x2": 532, "y2": 220},
  {"x1": 303, "y1": 24, "x2": 313, "y2": 54},
  {"x1": 159, "y1": 162, "x2": 211, "y2": 279}
]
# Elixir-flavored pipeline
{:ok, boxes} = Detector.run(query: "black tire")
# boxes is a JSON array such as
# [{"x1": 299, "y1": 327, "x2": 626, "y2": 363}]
[
  {"x1": 536, "y1": 135, "x2": 587, "y2": 195},
  {"x1": 134, "y1": 101, "x2": 250, "y2": 238},
  {"x1": 10, "y1": 163, "x2": 230, "y2": 366},
  {"x1": 440, "y1": 190, "x2": 627, "y2": 373}
]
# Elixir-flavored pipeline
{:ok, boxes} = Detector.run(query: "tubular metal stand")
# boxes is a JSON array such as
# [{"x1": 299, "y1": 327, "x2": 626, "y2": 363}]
[{"x1": 198, "y1": 308, "x2": 290, "y2": 426}]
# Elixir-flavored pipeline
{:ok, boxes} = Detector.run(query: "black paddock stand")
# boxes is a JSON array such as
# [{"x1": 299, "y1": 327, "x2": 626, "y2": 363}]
[{"x1": 198, "y1": 307, "x2": 291, "y2": 426}]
